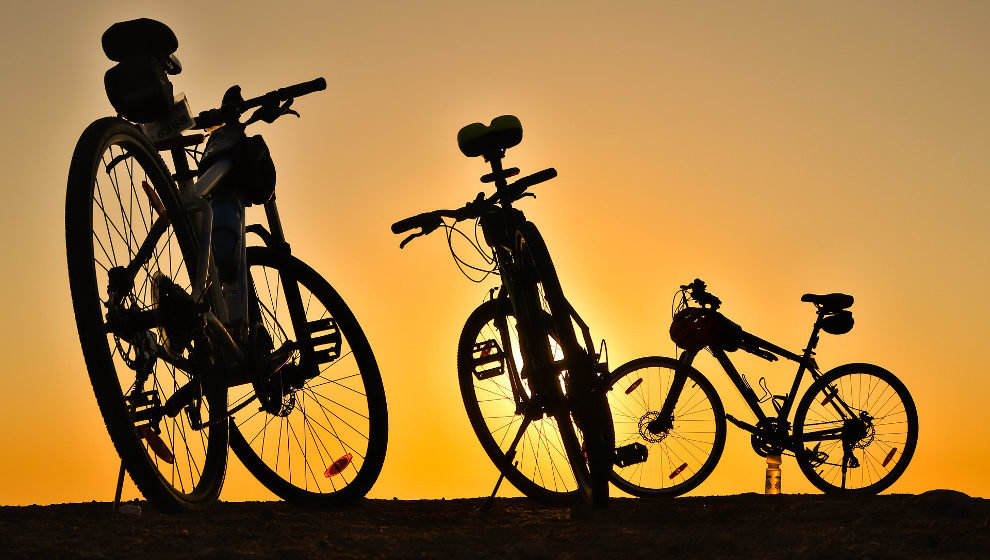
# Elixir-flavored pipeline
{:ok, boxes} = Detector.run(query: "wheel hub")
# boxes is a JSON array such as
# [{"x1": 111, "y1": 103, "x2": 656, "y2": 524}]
[{"x1": 639, "y1": 411, "x2": 670, "y2": 443}]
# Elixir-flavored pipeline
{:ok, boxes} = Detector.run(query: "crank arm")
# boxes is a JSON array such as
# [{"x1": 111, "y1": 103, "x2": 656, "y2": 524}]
[{"x1": 725, "y1": 414, "x2": 759, "y2": 434}]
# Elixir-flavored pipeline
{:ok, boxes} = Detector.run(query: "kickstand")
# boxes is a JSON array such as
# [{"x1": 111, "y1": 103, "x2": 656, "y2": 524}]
[
  {"x1": 112, "y1": 460, "x2": 125, "y2": 513},
  {"x1": 477, "y1": 412, "x2": 533, "y2": 511}
]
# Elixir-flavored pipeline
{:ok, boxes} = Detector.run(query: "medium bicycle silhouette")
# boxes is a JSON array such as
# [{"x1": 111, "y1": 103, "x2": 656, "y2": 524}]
[
  {"x1": 392, "y1": 116, "x2": 615, "y2": 506},
  {"x1": 606, "y1": 278, "x2": 918, "y2": 496},
  {"x1": 66, "y1": 19, "x2": 387, "y2": 511}
]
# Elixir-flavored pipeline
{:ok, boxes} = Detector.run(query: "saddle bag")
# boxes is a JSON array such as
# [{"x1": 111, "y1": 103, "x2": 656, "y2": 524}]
[{"x1": 104, "y1": 56, "x2": 174, "y2": 123}]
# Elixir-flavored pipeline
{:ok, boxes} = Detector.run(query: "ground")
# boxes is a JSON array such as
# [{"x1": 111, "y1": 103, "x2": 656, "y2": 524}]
[{"x1": 1, "y1": 491, "x2": 987, "y2": 559}]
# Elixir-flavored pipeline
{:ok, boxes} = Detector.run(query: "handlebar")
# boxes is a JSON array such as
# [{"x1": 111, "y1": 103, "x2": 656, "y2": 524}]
[
  {"x1": 681, "y1": 278, "x2": 722, "y2": 310},
  {"x1": 391, "y1": 168, "x2": 556, "y2": 248},
  {"x1": 193, "y1": 77, "x2": 326, "y2": 129}
]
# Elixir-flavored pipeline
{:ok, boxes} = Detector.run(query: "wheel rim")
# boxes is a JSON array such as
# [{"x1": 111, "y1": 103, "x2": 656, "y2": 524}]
[
  {"x1": 462, "y1": 306, "x2": 584, "y2": 499},
  {"x1": 607, "y1": 360, "x2": 722, "y2": 495},
  {"x1": 83, "y1": 135, "x2": 221, "y2": 499},
  {"x1": 228, "y1": 256, "x2": 379, "y2": 498},
  {"x1": 796, "y1": 370, "x2": 916, "y2": 492}
]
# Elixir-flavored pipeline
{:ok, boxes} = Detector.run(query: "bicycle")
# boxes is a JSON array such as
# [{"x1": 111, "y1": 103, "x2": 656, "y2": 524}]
[
  {"x1": 391, "y1": 115, "x2": 615, "y2": 507},
  {"x1": 606, "y1": 278, "x2": 918, "y2": 496},
  {"x1": 65, "y1": 18, "x2": 388, "y2": 511}
]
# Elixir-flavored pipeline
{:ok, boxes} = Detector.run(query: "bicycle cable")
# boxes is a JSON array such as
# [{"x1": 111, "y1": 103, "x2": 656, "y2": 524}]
[{"x1": 443, "y1": 220, "x2": 497, "y2": 283}]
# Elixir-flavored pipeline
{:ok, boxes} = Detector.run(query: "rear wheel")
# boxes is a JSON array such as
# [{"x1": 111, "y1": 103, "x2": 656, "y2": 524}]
[
  {"x1": 793, "y1": 363, "x2": 917, "y2": 494},
  {"x1": 66, "y1": 118, "x2": 228, "y2": 511},
  {"x1": 606, "y1": 356, "x2": 725, "y2": 497},
  {"x1": 227, "y1": 247, "x2": 388, "y2": 505},
  {"x1": 516, "y1": 223, "x2": 613, "y2": 506}
]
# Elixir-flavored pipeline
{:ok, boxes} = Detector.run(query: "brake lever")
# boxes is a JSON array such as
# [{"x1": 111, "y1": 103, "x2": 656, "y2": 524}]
[
  {"x1": 399, "y1": 232, "x2": 422, "y2": 249},
  {"x1": 246, "y1": 99, "x2": 300, "y2": 126}
]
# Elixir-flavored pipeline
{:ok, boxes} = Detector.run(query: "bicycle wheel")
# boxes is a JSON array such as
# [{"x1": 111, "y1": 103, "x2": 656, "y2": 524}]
[
  {"x1": 515, "y1": 223, "x2": 614, "y2": 507},
  {"x1": 66, "y1": 117, "x2": 228, "y2": 511},
  {"x1": 793, "y1": 363, "x2": 918, "y2": 494},
  {"x1": 227, "y1": 247, "x2": 388, "y2": 506},
  {"x1": 606, "y1": 356, "x2": 725, "y2": 497},
  {"x1": 457, "y1": 298, "x2": 586, "y2": 505}
]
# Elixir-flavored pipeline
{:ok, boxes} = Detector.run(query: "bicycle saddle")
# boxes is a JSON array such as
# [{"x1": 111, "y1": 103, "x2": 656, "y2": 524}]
[
  {"x1": 457, "y1": 115, "x2": 523, "y2": 158},
  {"x1": 801, "y1": 293, "x2": 854, "y2": 312},
  {"x1": 102, "y1": 18, "x2": 178, "y2": 63}
]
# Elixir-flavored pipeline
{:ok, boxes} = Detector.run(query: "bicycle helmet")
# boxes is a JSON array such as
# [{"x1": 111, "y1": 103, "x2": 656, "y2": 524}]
[
  {"x1": 670, "y1": 308, "x2": 743, "y2": 351},
  {"x1": 670, "y1": 308, "x2": 716, "y2": 351}
]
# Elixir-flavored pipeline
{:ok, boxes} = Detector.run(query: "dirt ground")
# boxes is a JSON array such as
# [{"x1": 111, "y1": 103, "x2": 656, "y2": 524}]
[{"x1": 1, "y1": 491, "x2": 987, "y2": 559}]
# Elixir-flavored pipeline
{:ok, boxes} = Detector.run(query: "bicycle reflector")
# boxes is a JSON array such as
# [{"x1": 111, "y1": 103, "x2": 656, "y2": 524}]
[
  {"x1": 624, "y1": 378, "x2": 643, "y2": 395},
  {"x1": 325, "y1": 453, "x2": 353, "y2": 477}
]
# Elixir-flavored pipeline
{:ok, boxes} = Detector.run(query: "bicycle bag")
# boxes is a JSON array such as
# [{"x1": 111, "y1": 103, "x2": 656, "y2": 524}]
[
  {"x1": 200, "y1": 132, "x2": 277, "y2": 206},
  {"x1": 102, "y1": 19, "x2": 179, "y2": 124},
  {"x1": 821, "y1": 310, "x2": 854, "y2": 335},
  {"x1": 104, "y1": 56, "x2": 174, "y2": 123}
]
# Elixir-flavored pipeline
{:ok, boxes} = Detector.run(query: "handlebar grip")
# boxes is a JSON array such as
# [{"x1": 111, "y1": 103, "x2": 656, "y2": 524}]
[
  {"x1": 391, "y1": 213, "x2": 431, "y2": 234},
  {"x1": 280, "y1": 77, "x2": 327, "y2": 99},
  {"x1": 512, "y1": 168, "x2": 557, "y2": 191}
]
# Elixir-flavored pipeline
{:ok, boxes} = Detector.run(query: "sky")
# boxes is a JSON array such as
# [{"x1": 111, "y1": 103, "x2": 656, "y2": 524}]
[{"x1": 1, "y1": 0, "x2": 988, "y2": 505}]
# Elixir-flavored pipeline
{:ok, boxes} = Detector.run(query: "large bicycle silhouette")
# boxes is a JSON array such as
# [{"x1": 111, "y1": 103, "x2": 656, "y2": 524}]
[{"x1": 66, "y1": 19, "x2": 387, "y2": 511}]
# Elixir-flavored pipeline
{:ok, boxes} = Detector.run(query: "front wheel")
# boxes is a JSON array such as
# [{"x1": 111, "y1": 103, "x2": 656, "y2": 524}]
[
  {"x1": 227, "y1": 247, "x2": 388, "y2": 506},
  {"x1": 606, "y1": 356, "x2": 726, "y2": 497},
  {"x1": 793, "y1": 363, "x2": 918, "y2": 494}
]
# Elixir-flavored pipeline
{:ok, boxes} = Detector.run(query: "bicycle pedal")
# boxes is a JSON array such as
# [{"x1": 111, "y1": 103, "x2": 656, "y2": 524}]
[
  {"x1": 472, "y1": 339, "x2": 505, "y2": 380},
  {"x1": 614, "y1": 442, "x2": 648, "y2": 467},
  {"x1": 125, "y1": 390, "x2": 164, "y2": 430},
  {"x1": 305, "y1": 317, "x2": 341, "y2": 364}
]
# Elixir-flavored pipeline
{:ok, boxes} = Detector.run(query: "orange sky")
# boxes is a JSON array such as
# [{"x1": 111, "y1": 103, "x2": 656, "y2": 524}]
[{"x1": 2, "y1": 1, "x2": 989, "y2": 505}]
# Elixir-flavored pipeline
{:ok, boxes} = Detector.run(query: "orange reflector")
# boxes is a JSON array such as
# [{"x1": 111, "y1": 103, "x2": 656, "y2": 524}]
[
  {"x1": 625, "y1": 378, "x2": 643, "y2": 395},
  {"x1": 325, "y1": 453, "x2": 353, "y2": 477},
  {"x1": 881, "y1": 448, "x2": 897, "y2": 468},
  {"x1": 142, "y1": 181, "x2": 169, "y2": 223},
  {"x1": 821, "y1": 387, "x2": 837, "y2": 406},
  {"x1": 137, "y1": 425, "x2": 175, "y2": 464},
  {"x1": 480, "y1": 347, "x2": 492, "y2": 357},
  {"x1": 669, "y1": 463, "x2": 688, "y2": 479}
]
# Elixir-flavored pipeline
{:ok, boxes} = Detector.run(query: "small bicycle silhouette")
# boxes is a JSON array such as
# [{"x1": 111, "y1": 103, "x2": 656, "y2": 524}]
[
  {"x1": 607, "y1": 278, "x2": 918, "y2": 496},
  {"x1": 65, "y1": 19, "x2": 387, "y2": 511},
  {"x1": 392, "y1": 116, "x2": 615, "y2": 507}
]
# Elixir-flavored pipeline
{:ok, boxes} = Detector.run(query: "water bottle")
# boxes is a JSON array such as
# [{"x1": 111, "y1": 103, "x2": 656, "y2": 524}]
[{"x1": 765, "y1": 455, "x2": 781, "y2": 494}]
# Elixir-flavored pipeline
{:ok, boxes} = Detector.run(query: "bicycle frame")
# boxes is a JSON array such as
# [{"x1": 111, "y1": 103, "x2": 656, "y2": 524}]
[
  {"x1": 667, "y1": 310, "x2": 851, "y2": 454},
  {"x1": 135, "y1": 133, "x2": 321, "y2": 390}
]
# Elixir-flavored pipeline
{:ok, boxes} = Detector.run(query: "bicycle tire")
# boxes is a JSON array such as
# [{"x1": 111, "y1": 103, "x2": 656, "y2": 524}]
[
  {"x1": 793, "y1": 363, "x2": 918, "y2": 494},
  {"x1": 515, "y1": 223, "x2": 612, "y2": 506},
  {"x1": 227, "y1": 247, "x2": 388, "y2": 505},
  {"x1": 606, "y1": 356, "x2": 726, "y2": 497},
  {"x1": 457, "y1": 298, "x2": 586, "y2": 505},
  {"x1": 66, "y1": 117, "x2": 228, "y2": 511}
]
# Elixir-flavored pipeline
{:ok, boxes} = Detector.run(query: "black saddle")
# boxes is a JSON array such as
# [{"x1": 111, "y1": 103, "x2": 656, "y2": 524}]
[
  {"x1": 102, "y1": 18, "x2": 178, "y2": 62},
  {"x1": 457, "y1": 115, "x2": 523, "y2": 158},
  {"x1": 801, "y1": 293, "x2": 854, "y2": 312}
]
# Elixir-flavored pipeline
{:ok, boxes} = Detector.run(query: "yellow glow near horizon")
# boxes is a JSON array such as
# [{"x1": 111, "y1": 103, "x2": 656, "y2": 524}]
[{"x1": 2, "y1": 1, "x2": 989, "y2": 506}]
